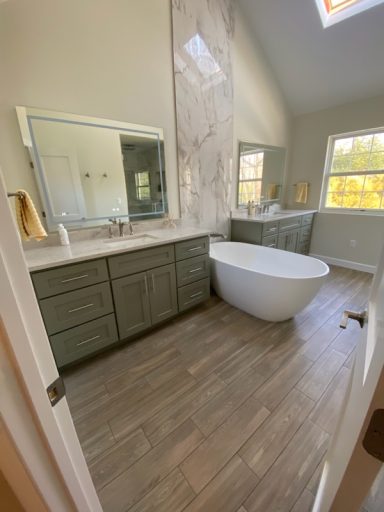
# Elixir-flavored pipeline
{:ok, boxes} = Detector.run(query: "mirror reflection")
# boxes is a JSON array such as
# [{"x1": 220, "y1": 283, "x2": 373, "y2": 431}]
[
  {"x1": 237, "y1": 141, "x2": 285, "y2": 206},
  {"x1": 16, "y1": 107, "x2": 168, "y2": 231}
]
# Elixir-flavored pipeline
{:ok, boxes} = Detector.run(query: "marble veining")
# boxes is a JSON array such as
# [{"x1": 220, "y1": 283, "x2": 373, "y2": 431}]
[
  {"x1": 172, "y1": 0, "x2": 234, "y2": 235},
  {"x1": 24, "y1": 227, "x2": 211, "y2": 271}
]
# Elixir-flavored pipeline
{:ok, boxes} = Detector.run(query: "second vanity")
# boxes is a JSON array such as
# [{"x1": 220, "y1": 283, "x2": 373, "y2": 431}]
[
  {"x1": 231, "y1": 209, "x2": 317, "y2": 254},
  {"x1": 25, "y1": 228, "x2": 211, "y2": 370}
]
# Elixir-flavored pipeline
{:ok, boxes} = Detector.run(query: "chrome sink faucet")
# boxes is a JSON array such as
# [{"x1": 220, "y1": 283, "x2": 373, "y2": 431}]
[{"x1": 118, "y1": 218, "x2": 126, "y2": 237}]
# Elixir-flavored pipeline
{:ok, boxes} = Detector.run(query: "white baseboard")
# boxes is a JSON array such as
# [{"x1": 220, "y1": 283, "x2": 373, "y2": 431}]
[{"x1": 309, "y1": 253, "x2": 376, "y2": 274}]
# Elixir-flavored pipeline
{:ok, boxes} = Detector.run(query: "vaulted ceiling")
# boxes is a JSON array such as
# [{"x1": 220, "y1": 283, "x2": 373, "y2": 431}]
[{"x1": 238, "y1": 0, "x2": 384, "y2": 115}]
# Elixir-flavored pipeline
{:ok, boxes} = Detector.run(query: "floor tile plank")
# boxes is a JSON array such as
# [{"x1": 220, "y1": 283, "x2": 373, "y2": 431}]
[
  {"x1": 296, "y1": 349, "x2": 346, "y2": 401},
  {"x1": 128, "y1": 468, "x2": 195, "y2": 512},
  {"x1": 192, "y1": 367, "x2": 266, "y2": 436},
  {"x1": 182, "y1": 455, "x2": 259, "y2": 512},
  {"x1": 181, "y1": 397, "x2": 269, "y2": 493},
  {"x1": 88, "y1": 428, "x2": 151, "y2": 491},
  {"x1": 98, "y1": 420, "x2": 203, "y2": 512},
  {"x1": 255, "y1": 355, "x2": 313, "y2": 411},
  {"x1": 143, "y1": 373, "x2": 226, "y2": 445},
  {"x1": 240, "y1": 389, "x2": 314, "y2": 478},
  {"x1": 244, "y1": 421, "x2": 329, "y2": 512}
]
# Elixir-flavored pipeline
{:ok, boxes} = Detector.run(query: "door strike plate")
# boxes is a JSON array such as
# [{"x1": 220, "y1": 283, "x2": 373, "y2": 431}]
[
  {"x1": 46, "y1": 376, "x2": 65, "y2": 407},
  {"x1": 363, "y1": 409, "x2": 384, "y2": 462}
]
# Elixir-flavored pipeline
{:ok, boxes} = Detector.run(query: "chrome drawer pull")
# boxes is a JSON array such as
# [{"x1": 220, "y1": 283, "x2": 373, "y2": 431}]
[
  {"x1": 151, "y1": 274, "x2": 156, "y2": 293},
  {"x1": 267, "y1": 244, "x2": 276, "y2": 248},
  {"x1": 190, "y1": 291, "x2": 203, "y2": 298},
  {"x1": 189, "y1": 267, "x2": 203, "y2": 273},
  {"x1": 61, "y1": 274, "x2": 89, "y2": 283},
  {"x1": 267, "y1": 227, "x2": 277, "y2": 232},
  {"x1": 188, "y1": 246, "x2": 202, "y2": 252},
  {"x1": 68, "y1": 303, "x2": 94, "y2": 313},
  {"x1": 283, "y1": 224, "x2": 299, "y2": 230},
  {"x1": 77, "y1": 335, "x2": 101, "y2": 346}
]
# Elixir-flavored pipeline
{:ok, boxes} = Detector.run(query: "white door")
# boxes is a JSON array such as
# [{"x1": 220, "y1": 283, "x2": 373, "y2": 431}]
[
  {"x1": 0, "y1": 169, "x2": 101, "y2": 511},
  {"x1": 39, "y1": 148, "x2": 87, "y2": 225},
  {"x1": 313, "y1": 242, "x2": 384, "y2": 511}
]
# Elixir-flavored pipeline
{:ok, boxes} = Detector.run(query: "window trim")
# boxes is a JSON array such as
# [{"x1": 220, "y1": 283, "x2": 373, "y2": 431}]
[{"x1": 319, "y1": 126, "x2": 384, "y2": 216}]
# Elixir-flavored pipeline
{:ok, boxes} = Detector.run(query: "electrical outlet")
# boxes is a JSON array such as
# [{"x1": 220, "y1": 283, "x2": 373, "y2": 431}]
[{"x1": 350, "y1": 240, "x2": 357, "y2": 248}]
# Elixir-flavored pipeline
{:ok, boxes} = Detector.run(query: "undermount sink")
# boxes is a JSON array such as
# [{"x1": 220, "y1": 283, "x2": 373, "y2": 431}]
[{"x1": 104, "y1": 234, "x2": 158, "y2": 245}]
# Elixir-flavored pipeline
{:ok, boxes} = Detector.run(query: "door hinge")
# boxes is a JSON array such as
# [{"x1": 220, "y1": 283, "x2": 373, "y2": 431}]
[
  {"x1": 363, "y1": 409, "x2": 384, "y2": 462},
  {"x1": 46, "y1": 376, "x2": 65, "y2": 407}
]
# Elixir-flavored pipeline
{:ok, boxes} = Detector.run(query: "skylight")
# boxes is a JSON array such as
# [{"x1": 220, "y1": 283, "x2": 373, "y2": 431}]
[{"x1": 315, "y1": 0, "x2": 384, "y2": 27}]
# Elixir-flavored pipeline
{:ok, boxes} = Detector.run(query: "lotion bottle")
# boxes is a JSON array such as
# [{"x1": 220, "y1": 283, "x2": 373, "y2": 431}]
[{"x1": 58, "y1": 223, "x2": 70, "y2": 246}]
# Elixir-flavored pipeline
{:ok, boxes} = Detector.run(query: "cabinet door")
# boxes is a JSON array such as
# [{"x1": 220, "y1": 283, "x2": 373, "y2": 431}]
[
  {"x1": 277, "y1": 229, "x2": 299, "y2": 252},
  {"x1": 112, "y1": 272, "x2": 151, "y2": 339},
  {"x1": 148, "y1": 264, "x2": 178, "y2": 325}
]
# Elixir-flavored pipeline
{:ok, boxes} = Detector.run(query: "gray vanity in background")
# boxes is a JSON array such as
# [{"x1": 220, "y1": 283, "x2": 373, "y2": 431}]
[
  {"x1": 29, "y1": 235, "x2": 210, "y2": 370},
  {"x1": 231, "y1": 210, "x2": 316, "y2": 254}
]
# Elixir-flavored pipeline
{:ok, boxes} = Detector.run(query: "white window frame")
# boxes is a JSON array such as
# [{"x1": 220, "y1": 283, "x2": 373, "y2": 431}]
[{"x1": 320, "y1": 126, "x2": 384, "y2": 216}]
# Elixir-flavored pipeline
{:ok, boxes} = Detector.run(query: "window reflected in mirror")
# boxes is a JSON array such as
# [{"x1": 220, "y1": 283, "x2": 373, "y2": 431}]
[{"x1": 237, "y1": 142, "x2": 285, "y2": 207}]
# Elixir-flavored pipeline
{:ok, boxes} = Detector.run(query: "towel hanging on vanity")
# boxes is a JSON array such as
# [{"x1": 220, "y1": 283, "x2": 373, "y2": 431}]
[
  {"x1": 295, "y1": 182, "x2": 309, "y2": 204},
  {"x1": 14, "y1": 189, "x2": 47, "y2": 241}
]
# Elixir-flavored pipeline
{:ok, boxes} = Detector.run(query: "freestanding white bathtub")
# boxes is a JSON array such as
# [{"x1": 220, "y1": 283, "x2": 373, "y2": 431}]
[{"x1": 210, "y1": 242, "x2": 329, "y2": 322}]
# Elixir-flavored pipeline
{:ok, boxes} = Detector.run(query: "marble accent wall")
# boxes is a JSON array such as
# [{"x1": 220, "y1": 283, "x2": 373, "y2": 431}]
[{"x1": 172, "y1": 0, "x2": 234, "y2": 234}]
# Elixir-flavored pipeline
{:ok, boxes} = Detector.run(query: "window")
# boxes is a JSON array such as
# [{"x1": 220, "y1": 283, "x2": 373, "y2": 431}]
[
  {"x1": 135, "y1": 171, "x2": 151, "y2": 200},
  {"x1": 238, "y1": 150, "x2": 264, "y2": 206},
  {"x1": 321, "y1": 128, "x2": 384, "y2": 213},
  {"x1": 315, "y1": 0, "x2": 384, "y2": 27}
]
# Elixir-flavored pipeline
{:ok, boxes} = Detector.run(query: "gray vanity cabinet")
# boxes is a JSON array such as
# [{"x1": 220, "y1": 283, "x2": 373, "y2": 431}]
[
  {"x1": 231, "y1": 213, "x2": 314, "y2": 254},
  {"x1": 31, "y1": 236, "x2": 210, "y2": 370},
  {"x1": 112, "y1": 272, "x2": 152, "y2": 338}
]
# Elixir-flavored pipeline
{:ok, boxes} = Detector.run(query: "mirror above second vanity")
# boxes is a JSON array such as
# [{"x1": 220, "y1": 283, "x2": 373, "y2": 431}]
[
  {"x1": 16, "y1": 106, "x2": 168, "y2": 231},
  {"x1": 237, "y1": 141, "x2": 285, "y2": 206}
]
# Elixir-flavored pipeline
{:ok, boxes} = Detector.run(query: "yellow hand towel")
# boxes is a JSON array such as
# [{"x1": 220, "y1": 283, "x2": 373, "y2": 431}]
[
  {"x1": 267, "y1": 183, "x2": 278, "y2": 200},
  {"x1": 295, "y1": 182, "x2": 309, "y2": 204},
  {"x1": 15, "y1": 189, "x2": 47, "y2": 241}
]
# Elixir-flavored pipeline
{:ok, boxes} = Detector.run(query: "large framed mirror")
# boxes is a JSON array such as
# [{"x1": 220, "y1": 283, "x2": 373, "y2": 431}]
[
  {"x1": 237, "y1": 141, "x2": 285, "y2": 206},
  {"x1": 16, "y1": 107, "x2": 168, "y2": 231}
]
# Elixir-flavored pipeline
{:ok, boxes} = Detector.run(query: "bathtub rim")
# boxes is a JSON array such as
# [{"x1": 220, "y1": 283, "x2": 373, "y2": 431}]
[{"x1": 209, "y1": 242, "x2": 330, "y2": 281}]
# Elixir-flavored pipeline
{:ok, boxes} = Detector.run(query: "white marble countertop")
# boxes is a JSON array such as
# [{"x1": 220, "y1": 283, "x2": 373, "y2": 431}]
[
  {"x1": 24, "y1": 227, "x2": 211, "y2": 271},
  {"x1": 230, "y1": 209, "x2": 317, "y2": 223}
]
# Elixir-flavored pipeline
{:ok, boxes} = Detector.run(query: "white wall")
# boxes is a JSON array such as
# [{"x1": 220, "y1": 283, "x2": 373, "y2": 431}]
[
  {"x1": 0, "y1": 0, "x2": 179, "y2": 224},
  {"x1": 232, "y1": 4, "x2": 292, "y2": 208},
  {"x1": 286, "y1": 95, "x2": 384, "y2": 270}
]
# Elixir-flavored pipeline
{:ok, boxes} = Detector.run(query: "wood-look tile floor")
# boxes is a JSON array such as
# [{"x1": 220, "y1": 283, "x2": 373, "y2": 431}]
[{"x1": 63, "y1": 265, "x2": 375, "y2": 512}]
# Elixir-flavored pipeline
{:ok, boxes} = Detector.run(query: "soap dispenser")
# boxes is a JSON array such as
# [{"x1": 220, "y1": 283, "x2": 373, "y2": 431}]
[{"x1": 58, "y1": 223, "x2": 70, "y2": 246}]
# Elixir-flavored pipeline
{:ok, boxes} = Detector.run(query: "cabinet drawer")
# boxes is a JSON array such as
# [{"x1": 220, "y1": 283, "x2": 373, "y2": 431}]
[
  {"x1": 279, "y1": 217, "x2": 301, "y2": 232},
  {"x1": 50, "y1": 314, "x2": 118, "y2": 368},
  {"x1": 108, "y1": 244, "x2": 175, "y2": 279},
  {"x1": 32, "y1": 259, "x2": 109, "y2": 299},
  {"x1": 300, "y1": 225, "x2": 312, "y2": 243},
  {"x1": 301, "y1": 213, "x2": 314, "y2": 225},
  {"x1": 261, "y1": 234, "x2": 278, "y2": 248},
  {"x1": 178, "y1": 278, "x2": 210, "y2": 312},
  {"x1": 175, "y1": 237, "x2": 209, "y2": 261},
  {"x1": 39, "y1": 282, "x2": 114, "y2": 335},
  {"x1": 262, "y1": 222, "x2": 278, "y2": 237},
  {"x1": 176, "y1": 254, "x2": 210, "y2": 287}
]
